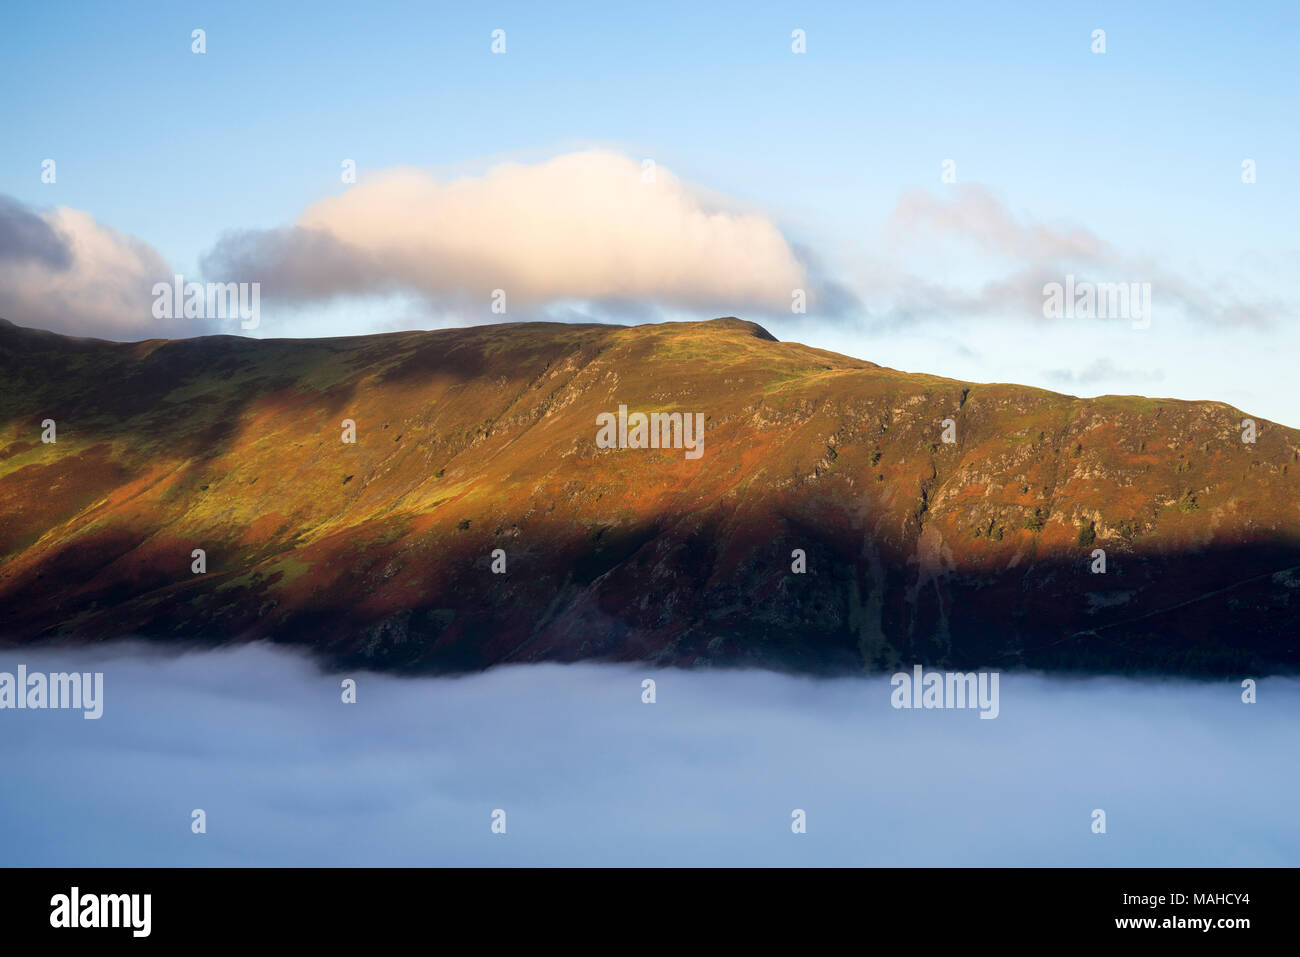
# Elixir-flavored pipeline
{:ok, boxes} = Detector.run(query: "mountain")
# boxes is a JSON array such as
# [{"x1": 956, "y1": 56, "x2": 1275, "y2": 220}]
[{"x1": 1, "y1": 315, "x2": 1297, "y2": 675}]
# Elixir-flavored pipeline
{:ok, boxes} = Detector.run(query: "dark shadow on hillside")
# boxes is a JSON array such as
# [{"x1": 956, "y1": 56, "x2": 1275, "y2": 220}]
[{"x1": 2, "y1": 514, "x2": 1297, "y2": 679}]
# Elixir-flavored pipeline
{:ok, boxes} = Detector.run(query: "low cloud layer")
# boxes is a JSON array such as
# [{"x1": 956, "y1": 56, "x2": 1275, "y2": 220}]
[
  {"x1": 1, "y1": 643, "x2": 1295, "y2": 866},
  {"x1": 202, "y1": 150, "x2": 812, "y2": 316},
  {"x1": 0, "y1": 198, "x2": 171, "y2": 339}
]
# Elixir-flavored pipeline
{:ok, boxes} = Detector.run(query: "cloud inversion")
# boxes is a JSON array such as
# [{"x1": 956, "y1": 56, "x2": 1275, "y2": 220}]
[{"x1": 1, "y1": 643, "x2": 1296, "y2": 866}]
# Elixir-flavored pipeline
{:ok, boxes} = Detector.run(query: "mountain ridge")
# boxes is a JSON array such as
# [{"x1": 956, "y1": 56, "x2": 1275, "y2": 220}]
[{"x1": 1, "y1": 315, "x2": 1297, "y2": 675}]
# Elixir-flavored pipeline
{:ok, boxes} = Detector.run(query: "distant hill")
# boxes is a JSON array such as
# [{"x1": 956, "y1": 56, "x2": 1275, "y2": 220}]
[{"x1": 1, "y1": 315, "x2": 1297, "y2": 675}]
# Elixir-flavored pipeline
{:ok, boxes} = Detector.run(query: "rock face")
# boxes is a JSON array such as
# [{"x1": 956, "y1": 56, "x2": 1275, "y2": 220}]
[{"x1": 1, "y1": 315, "x2": 1297, "y2": 675}]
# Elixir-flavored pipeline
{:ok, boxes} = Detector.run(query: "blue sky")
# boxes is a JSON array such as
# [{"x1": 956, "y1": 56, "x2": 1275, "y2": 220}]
[{"x1": 2, "y1": 1, "x2": 1298, "y2": 424}]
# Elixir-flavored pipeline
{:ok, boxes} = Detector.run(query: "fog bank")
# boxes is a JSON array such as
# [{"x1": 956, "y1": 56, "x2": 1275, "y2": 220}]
[{"x1": 0, "y1": 644, "x2": 1294, "y2": 866}]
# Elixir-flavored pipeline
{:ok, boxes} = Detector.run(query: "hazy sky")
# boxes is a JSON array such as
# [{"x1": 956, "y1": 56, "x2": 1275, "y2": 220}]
[
  {"x1": 2, "y1": 644, "x2": 1296, "y2": 866},
  {"x1": 1, "y1": 1, "x2": 1297, "y2": 423}
]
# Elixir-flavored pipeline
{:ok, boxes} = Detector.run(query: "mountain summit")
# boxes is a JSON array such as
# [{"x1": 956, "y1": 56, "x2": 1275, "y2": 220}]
[{"x1": 1, "y1": 316, "x2": 1297, "y2": 674}]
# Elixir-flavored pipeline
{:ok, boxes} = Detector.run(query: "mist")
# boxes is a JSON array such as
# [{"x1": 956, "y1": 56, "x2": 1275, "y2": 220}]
[{"x1": 0, "y1": 643, "x2": 1294, "y2": 866}]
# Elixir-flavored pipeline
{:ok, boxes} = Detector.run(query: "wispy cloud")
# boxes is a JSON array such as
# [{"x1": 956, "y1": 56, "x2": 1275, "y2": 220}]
[
  {"x1": 887, "y1": 186, "x2": 1114, "y2": 263},
  {"x1": 862, "y1": 185, "x2": 1291, "y2": 329},
  {"x1": 1046, "y1": 358, "x2": 1166, "y2": 387}
]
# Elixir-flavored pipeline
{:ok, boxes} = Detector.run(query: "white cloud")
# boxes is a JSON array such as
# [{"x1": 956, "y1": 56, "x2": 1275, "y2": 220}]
[
  {"x1": 0, "y1": 203, "x2": 172, "y2": 339},
  {"x1": 202, "y1": 150, "x2": 812, "y2": 314}
]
